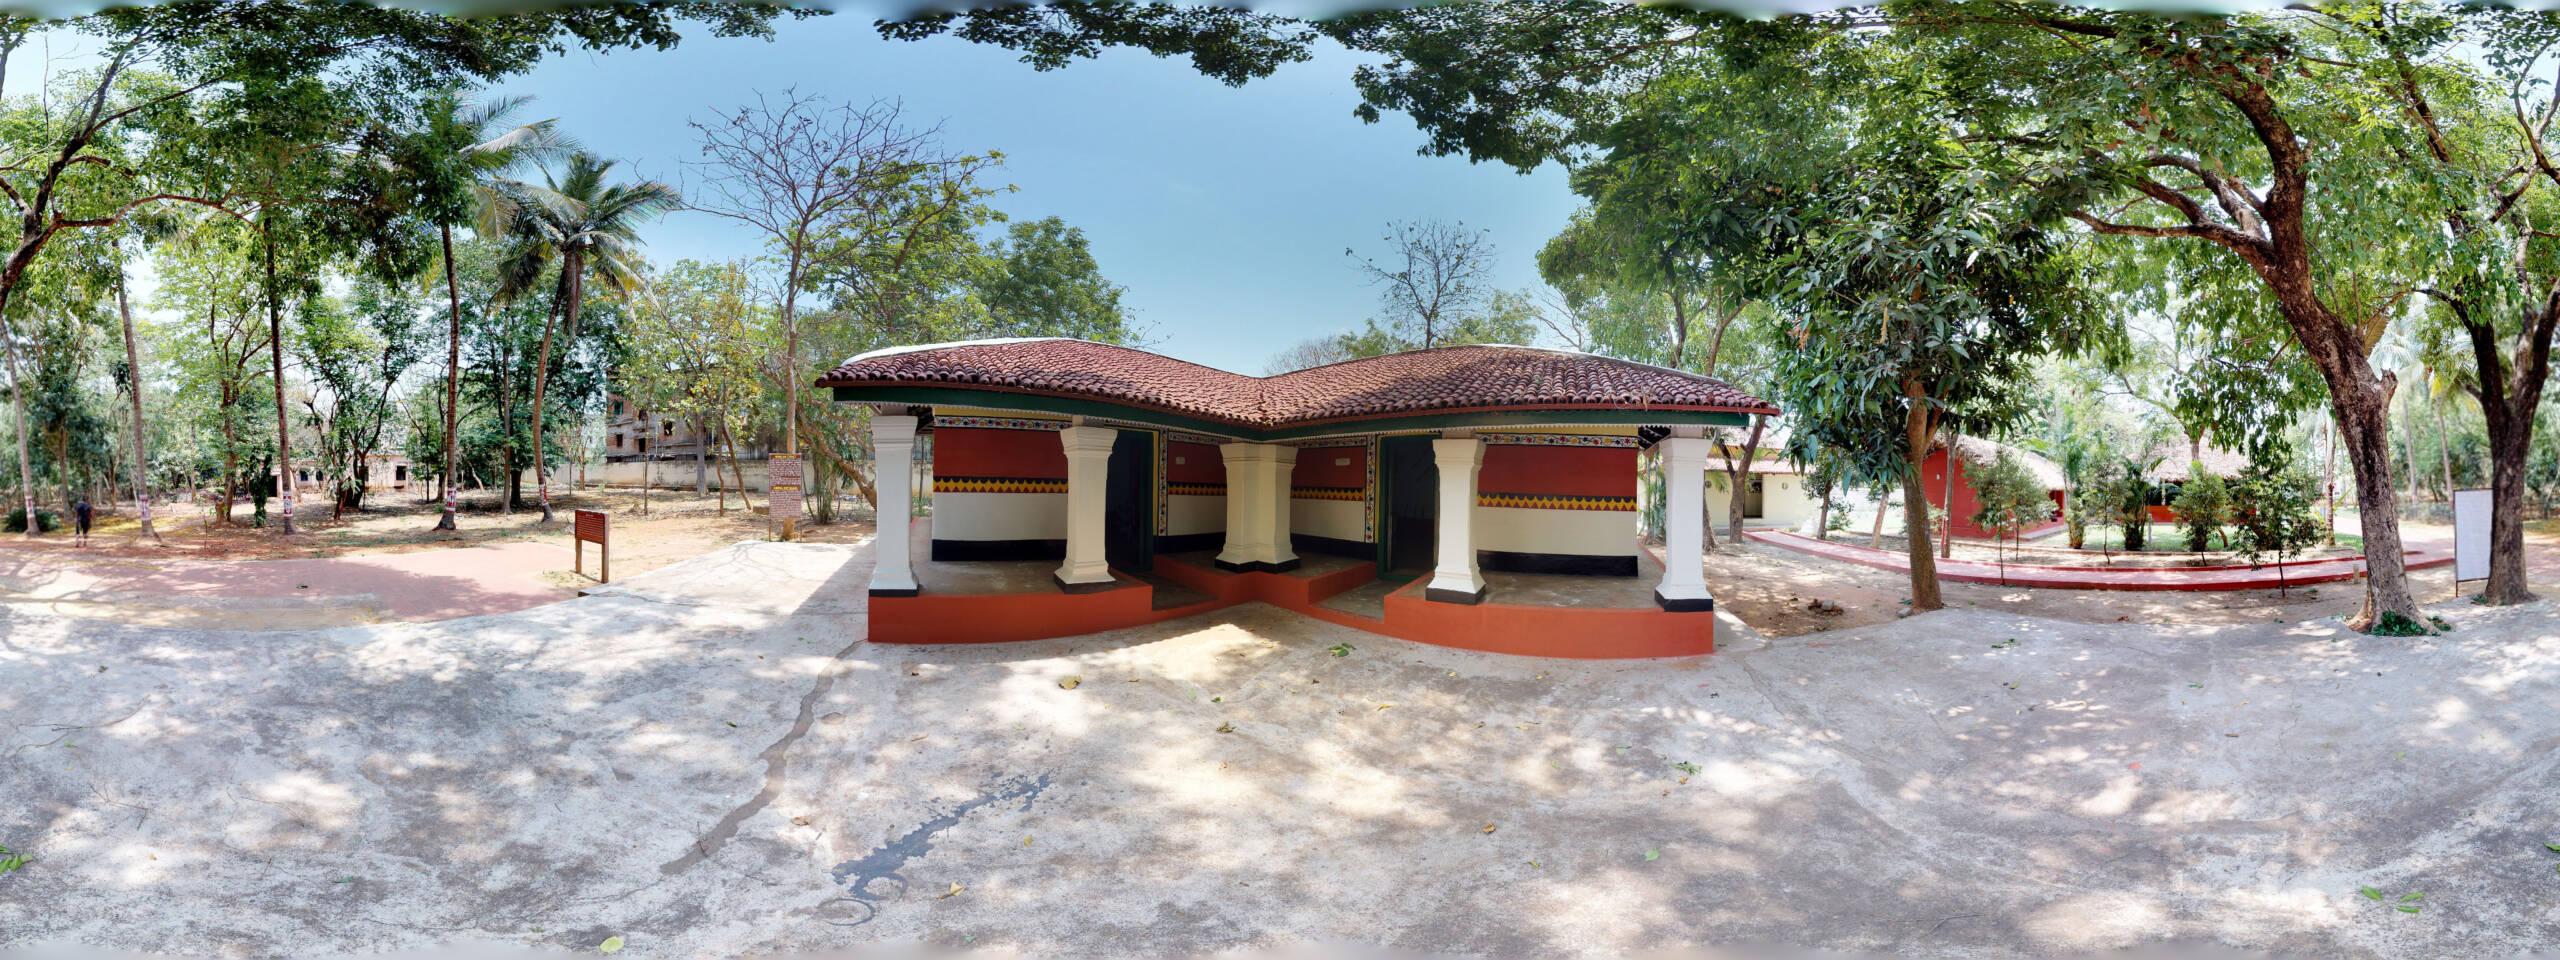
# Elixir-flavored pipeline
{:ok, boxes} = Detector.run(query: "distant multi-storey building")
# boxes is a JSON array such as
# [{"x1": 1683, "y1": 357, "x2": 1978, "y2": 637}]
[{"x1": 604, "y1": 393, "x2": 716, "y2": 463}]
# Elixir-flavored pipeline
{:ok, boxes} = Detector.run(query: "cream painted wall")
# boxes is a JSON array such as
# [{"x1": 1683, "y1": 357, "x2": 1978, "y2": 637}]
[
  {"x1": 1290, "y1": 498, "x2": 1365, "y2": 542},
  {"x1": 929, "y1": 491, "x2": 1068, "y2": 541},
  {"x1": 1474, "y1": 506, "x2": 1637, "y2": 557},
  {"x1": 1166, "y1": 494, "x2": 1225, "y2": 536},
  {"x1": 1706, "y1": 472, "x2": 1818, "y2": 529}
]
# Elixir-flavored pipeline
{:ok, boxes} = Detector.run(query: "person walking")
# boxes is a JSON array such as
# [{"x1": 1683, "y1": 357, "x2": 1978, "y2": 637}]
[{"x1": 72, "y1": 497, "x2": 92, "y2": 547}]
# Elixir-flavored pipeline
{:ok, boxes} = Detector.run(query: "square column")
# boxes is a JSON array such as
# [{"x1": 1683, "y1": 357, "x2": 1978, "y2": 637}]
[
  {"x1": 868, "y1": 414, "x2": 920, "y2": 597},
  {"x1": 1425, "y1": 437, "x2": 1487, "y2": 604},
  {"x1": 1055, "y1": 425, "x2": 1120, "y2": 591},
  {"x1": 1215, "y1": 443, "x2": 1300, "y2": 572},
  {"x1": 1654, "y1": 436, "x2": 1715, "y2": 612}
]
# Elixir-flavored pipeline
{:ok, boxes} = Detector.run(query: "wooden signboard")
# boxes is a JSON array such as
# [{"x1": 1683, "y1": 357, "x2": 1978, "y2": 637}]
[
  {"x1": 574, "y1": 509, "x2": 610, "y2": 583},
  {"x1": 769, "y1": 453, "x2": 803, "y2": 522}
]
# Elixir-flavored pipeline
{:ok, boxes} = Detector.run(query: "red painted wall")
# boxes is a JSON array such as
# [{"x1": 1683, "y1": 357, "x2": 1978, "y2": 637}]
[
  {"x1": 1292, "y1": 444, "x2": 1367, "y2": 489},
  {"x1": 1922, "y1": 449, "x2": 2064, "y2": 539},
  {"x1": 1166, "y1": 441, "x2": 1225, "y2": 484},
  {"x1": 933, "y1": 427, "x2": 1066, "y2": 480},
  {"x1": 1479, "y1": 445, "x2": 1635, "y2": 497}
]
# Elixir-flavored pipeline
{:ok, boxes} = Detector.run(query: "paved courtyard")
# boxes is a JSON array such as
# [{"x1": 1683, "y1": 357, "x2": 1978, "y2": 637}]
[{"x1": 4, "y1": 536, "x2": 2559, "y2": 957}]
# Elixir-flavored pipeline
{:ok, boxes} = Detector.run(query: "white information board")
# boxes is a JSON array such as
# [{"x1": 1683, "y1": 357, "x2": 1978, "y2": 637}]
[{"x1": 2453, "y1": 487, "x2": 2493, "y2": 582}]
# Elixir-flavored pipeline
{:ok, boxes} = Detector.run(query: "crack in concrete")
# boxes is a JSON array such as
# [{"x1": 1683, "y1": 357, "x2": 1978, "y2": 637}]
[
  {"x1": 822, "y1": 774, "x2": 1050, "y2": 927},
  {"x1": 656, "y1": 637, "x2": 866, "y2": 876}
]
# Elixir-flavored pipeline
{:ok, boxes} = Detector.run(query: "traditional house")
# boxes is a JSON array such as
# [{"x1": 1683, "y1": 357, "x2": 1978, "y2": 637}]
[
  {"x1": 2141, "y1": 441, "x2": 2250, "y2": 522},
  {"x1": 1699, "y1": 425, "x2": 1824, "y2": 533},
  {"x1": 819, "y1": 338, "x2": 1780, "y2": 658},
  {"x1": 1919, "y1": 435, "x2": 2068, "y2": 540}
]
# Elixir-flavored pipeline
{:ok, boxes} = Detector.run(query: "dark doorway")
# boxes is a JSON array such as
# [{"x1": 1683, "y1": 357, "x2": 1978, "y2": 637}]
[
  {"x1": 1104, "y1": 429, "x2": 1155, "y2": 573},
  {"x1": 1744, "y1": 477, "x2": 1765, "y2": 519},
  {"x1": 1379, "y1": 435, "x2": 1437, "y2": 580}
]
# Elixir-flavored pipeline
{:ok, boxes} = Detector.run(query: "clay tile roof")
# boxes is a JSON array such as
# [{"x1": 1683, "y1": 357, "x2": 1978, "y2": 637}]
[{"x1": 817, "y1": 338, "x2": 1779, "y2": 429}]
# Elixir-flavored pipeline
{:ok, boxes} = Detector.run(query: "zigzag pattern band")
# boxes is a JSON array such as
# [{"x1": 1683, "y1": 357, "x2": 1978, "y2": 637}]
[
  {"x1": 934, "y1": 476, "x2": 1068, "y2": 494},
  {"x1": 1291, "y1": 486, "x2": 1363, "y2": 501},
  {"x1": 1168, "y1": 482, "x2": 1226, "y2": 496},
  {"x1": 1478, "y1": 492, "x2": 1637, "y2": 511}
]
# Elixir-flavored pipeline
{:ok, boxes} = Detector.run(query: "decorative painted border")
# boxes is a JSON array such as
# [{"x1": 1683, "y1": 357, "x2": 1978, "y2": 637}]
[
  {"x1": 1290, "y1": 436, "x2": 1370, "y2": 449},
  {"x1": 1154, "y1": 430, "x2": 1168, "y2": 536},
  {"x1": 1480, "y1": 433, "x2": 1639, "y2": 448},
  {"x1": 932, "y1": 415, "x2": 1066, "y2": 432},
  {"x1": 1168, "y1": 481, "x2": 1226, "y2": 497},
  {"x1": 1364, "y1": 436, "x2": 1379, "y2": 543},
  {"x1": 1167, "y1": 431, "x2": 1227, "y2": 446},
  {"x1": 1478, "y1": 492, "x2": 1638, "y2": 511},
  {"x1": 1291, "y1": 485, "x2": 1363, "y2": 501},
  {"x1": 935, "y1": 476, "x2": 1067, "y2": 494}
]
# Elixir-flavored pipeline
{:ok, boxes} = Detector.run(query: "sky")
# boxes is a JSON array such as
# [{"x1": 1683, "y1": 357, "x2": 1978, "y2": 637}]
[{"x1": 488, "y1": 14, "x2": 1584, "y2": 376}]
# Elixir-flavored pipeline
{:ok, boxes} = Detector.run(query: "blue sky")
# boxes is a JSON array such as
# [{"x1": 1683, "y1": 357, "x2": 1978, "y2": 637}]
[{"x1": 492, "y1": 14, "x2": 1583, "y2": 375}]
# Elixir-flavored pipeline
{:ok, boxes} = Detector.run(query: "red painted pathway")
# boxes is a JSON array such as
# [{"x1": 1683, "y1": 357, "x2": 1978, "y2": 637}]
[
  {"x1": 0, "y1": 542, "x2": 577, "y2": 621},
  {"x1": 1745, "y1": 530, "x2": 2453, "y2": 591}
]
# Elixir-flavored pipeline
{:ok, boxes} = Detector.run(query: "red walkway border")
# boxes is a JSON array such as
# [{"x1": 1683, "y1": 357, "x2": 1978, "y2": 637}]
[{"x1": 1745, "y1": 530, "x2": 2451, "y2": 592}]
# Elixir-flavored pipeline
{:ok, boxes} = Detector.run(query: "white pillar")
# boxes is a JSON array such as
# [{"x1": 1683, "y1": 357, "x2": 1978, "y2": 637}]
[
  {"x1": 1215, "y1": 443, "x2": 1300, "y2": 572},
  {"x1": 1266, "y1": 445, "x2": 1299, "y2": 571},
  {"x1": 1655, "y1": 436, "x2": 1715, "y2": 612},
  {"x1": 1425, "y1": 437, "x2": 1486, "y2": 604},
  {"x1": 1056, "y1": 425, "x2": 1120, "y2": 590},
  {"x1": 869, "y1": 414, "x2": 920, "y2": 596}
]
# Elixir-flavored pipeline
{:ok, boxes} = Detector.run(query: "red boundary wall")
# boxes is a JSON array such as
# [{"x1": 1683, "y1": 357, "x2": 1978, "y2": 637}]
[
  {"x1": 871, "y1": 556, "x2": 1713, "y2": 659},
  {"x1": 1745, "y1": 530, "x2": 2451, "y2": 591}
]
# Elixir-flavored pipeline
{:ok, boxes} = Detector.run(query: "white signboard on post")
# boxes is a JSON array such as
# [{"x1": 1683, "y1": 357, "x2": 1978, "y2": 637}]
[{"x1": 2453, "y1": 487, "x2": 2492, "y2": 582}]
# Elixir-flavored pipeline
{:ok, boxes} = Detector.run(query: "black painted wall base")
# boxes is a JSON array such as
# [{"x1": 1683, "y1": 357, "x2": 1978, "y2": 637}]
[
  {"x1": 1214, "y1": 557, "x2": 1303, "y2": 574},
  {"x1": 1480, "y1": 550, "x2": 1639, "y2": 578},
  {"x1": 1425, "y1": 583, "x2": 1489, "y2": 605},
  {"x1": 1291, "y1": 533, "x2": 1373, "y2": 561},
  {"x1": 1653, "y1": 590, "x2": 1715, "y2": 613},
  {"x1": 1156, "y1": 531, "x2": 1223, "y2": 554},
  {"x1": 1055, "y1": 574, "x2": 1123, "y2": 595},
  {"x1": 933, "y1": 538, "x2": 1066, "y2": 562},
  {"x1": 868, "y1": 586, "x2": 919, "y2": 598}
]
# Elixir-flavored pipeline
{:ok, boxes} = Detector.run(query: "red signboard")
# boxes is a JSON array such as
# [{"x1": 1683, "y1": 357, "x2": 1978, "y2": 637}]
[
  {"x1": 769, "y1": 454, "x2": 803, "y2": 522},
  {"x1": 574, "y1": 509, "x2": 609, "y2": 583}
]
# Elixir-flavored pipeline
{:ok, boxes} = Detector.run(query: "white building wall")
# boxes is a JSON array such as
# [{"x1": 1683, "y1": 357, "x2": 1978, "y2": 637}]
[
  {"x1": 1474, "y1": 507, "x2": 1638, "y2": 557},
  {"x1": 929, "y1": 491, "x2": 1068, "y2": 542},
  {"x1": 1290, "y1": 498, "x2": 1365, "y2": 542}
]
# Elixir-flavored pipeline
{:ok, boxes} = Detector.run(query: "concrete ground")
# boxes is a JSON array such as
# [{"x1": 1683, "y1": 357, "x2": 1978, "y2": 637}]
[
  {"x1": 0, "y1": 542, "x2": 578, "y2": 629},
  {"x1": 5, "y1": 536, "x2": 2560, "y2": 958}
]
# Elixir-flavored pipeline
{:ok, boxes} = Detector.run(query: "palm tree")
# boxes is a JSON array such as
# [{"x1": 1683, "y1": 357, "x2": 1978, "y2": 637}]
[
  {"x1": 498, "y1": 153, "x2": 678, "y2": 523},
  {"x1": 413, "y1": 90, "x2": 573, "y2": 531}
]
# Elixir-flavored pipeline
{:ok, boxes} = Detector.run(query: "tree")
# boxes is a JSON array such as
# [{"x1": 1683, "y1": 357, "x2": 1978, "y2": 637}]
[
  {"x1": 1346, "y1": 218, "x2": 1492, "y2": 350},
  {"x1": 2232, "y1": 457, "x2": 2324, "y2": 597},
  {"x1": 401, "y1": 88, "x2": 571, "y2": 532},
  {"x1": 498, "y1": 152, "x2": 678, "y2": 523},
  {"x1": 2176, "y1": 469, "x2": 2236, "y2": 554},
  {"x1": 2084, "y1": 459, "x2": 2134, "y2": 566},
  {"x1": 976, "y1": 216, "x2": 1136, "y2": 342},
  {"x1": 1969, "y1": 449, "x2": 2049, "y2": 580},
  {"x1": 623, "y1": 259, "x2": 766, "y2": 515}
]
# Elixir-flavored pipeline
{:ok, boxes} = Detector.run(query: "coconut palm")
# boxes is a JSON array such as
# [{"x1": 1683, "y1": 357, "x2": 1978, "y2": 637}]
[
  {"x1": 496, "y1": 152, "x2": 679, "y2": 523},
  {"x1": 411, "y1": 90, "x2": 575, "y2": 529}
]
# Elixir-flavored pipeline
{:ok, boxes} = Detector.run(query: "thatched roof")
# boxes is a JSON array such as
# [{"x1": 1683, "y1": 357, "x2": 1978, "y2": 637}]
[
  {"x1": 1938, "y1": 435, "x2": 2068, "y2": 491},
  {"x1": 2143, "y1": 442, "x2": 2249, "y2": 482}
]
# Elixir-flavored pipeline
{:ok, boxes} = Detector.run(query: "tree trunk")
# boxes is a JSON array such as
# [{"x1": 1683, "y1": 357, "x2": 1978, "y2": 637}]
[
  {"x1": 436, "y1": 224, "x2": 461, "y2": 532},
  {"x1": 780, "y1": 247, "x2": 803, "y2": 543},
  {"x1": 3, "y1": 305, "x2": 37, "y2": 540},
  {"x1": 529, "y1": 258, "x2": 574, "y2": 524},
  {"x1": 1869, "y1": 490, "x2": 1888, "y2": 549},
  {"x1": 2324, "y1": 417, "x2": 2338, "y2": 547},
  {"x1": 2334, "y1": 375, "x2": 2422, "y2": 629},
  {"x1": 2432, "y1": 397, "x2": 2454, "y2": 501},
  {"x1": 263, "y1": 227, "x2": 296, "y2": 535},
  {"x1": 696, "y1": 416, "x2": 709, "y2": 498},
  {"x1": 112, "y1": 258, "x2": 158, "y2": 542},
  {"x1": 1902, "y1": 384, "x2": 1943, "y2": 611},
  {"x1": 1939, "y1": 435, "x2": 1958, "y2": 559},
  {"x1": 1724, "y1": 415, "x2": 1766, "y2": 543}
]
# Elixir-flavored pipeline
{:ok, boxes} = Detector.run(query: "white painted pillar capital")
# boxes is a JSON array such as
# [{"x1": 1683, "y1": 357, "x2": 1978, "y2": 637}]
[
  {"x1": 1425, "y1": 437, "x2": 1487, "y2": 604},
  {"x1": 1055, "y1": 426, "x2": 1120, "y2": 589},
  {"x1": 1655, "y1": 436, "x2": 1715, "y2": 612},
  {"x1": 869, "y1": 414, "x2": 921, "y2": 596}
]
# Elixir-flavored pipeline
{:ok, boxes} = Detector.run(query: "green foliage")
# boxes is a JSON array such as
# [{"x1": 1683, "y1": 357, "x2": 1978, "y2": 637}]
[
  {"x1": 4, "y1": 507, "x2": 60, "y2": 533},
  {"x1": 2232, "y1": 453, "x2": 2325, "y2": 594},
  {"x1": 1968, "y1": 450, "x2": 2050, "y2": 563},
  {"x1": 2176, "y1": 471, "x2": 2235, "y2": 552}
]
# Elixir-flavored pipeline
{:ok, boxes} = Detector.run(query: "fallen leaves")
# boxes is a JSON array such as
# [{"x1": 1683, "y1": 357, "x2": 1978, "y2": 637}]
[
  {"x1": 939, "y1": 882, "x2": 965, "y2": 899},
  {"x1": 1059, "y1": 676, "x2": 1082, "y2": 690},
  {"x1": 1216, "y1": 722, "x2": 1235, "y2": 734},
  {"x1": 598, "y1": 936, "x2": 626, "y2": 954},
  {"x1": 1482, "y1": 824, "x2": 1496, "y2": 835}
]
